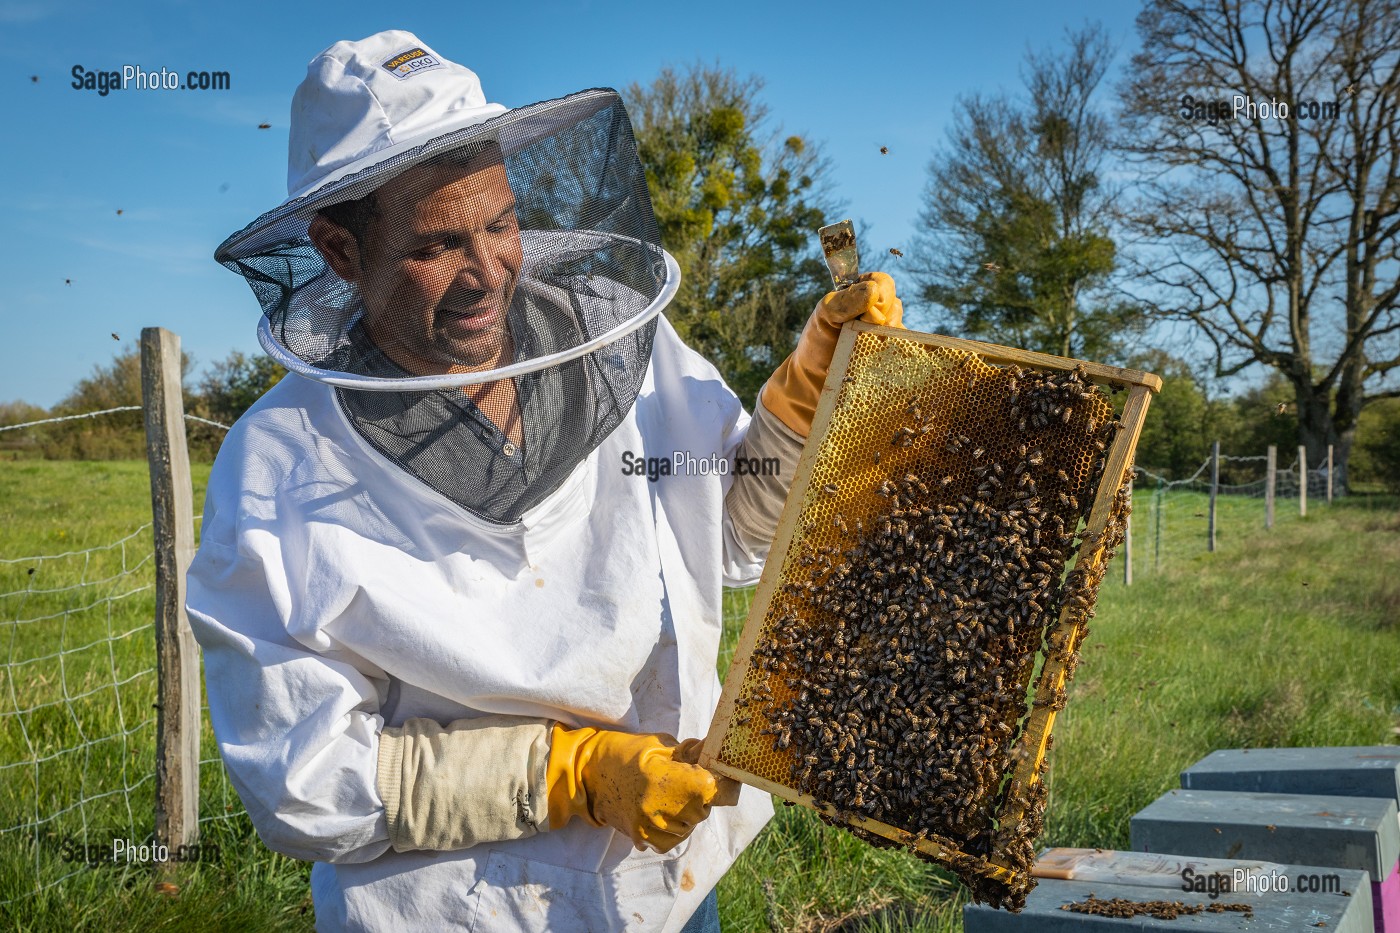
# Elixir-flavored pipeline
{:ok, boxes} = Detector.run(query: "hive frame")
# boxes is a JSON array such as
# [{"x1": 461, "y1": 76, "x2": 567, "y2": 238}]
[{"x1": 700, "y1": 322, "x2": 1160, "y2": 886}]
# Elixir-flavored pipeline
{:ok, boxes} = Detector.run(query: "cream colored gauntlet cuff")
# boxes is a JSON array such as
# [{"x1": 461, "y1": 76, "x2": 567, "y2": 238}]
[
  {"x1": 726, "y1": 399, "x2": 805, "y2": 558},
  {"x1": 376, "y1": 715, "x2": 552, "y2": 852}
]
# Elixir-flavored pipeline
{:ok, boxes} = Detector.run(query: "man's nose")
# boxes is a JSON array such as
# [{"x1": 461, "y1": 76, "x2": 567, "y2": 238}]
[{"x1": 451, "y1": 238, "x2": 512, "y2": 290}]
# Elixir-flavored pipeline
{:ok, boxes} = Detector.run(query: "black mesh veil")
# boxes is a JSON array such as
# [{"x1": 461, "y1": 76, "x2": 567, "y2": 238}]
[{"x1": 215, "y1": 90, "x2": 671, "y2": 523}]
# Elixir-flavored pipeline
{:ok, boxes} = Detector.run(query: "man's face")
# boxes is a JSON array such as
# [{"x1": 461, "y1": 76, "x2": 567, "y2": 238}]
[{"x1": 342, "y1": 153, "x2": 523, "y2": 375}]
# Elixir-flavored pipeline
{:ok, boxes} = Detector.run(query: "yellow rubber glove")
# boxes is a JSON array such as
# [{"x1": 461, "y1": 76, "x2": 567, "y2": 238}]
[
  {"x1": 762, "y1": 271, "x2": 904, "y2": 437},
  {"x1": 547, "y1": 726, "x2": 723, "y2": 852}
]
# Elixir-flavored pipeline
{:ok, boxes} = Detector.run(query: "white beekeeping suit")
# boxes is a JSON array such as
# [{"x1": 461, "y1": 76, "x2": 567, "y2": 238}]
[{"x1": 187, "y1": 29, "x2": 811, "y2": 933}]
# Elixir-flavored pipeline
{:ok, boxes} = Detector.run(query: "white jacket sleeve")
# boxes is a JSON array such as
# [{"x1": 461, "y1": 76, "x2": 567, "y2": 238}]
[{"x1": 187, "y1": 536, "x2": 394, "y2": 864}]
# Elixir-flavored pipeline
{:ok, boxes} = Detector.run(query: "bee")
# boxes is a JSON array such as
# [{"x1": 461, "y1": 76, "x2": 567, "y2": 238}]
[
  {"x1": 983, "y1": 261, "x2": 1003, "y2": 274},
  {"x1": 257, "y1": 122, "x2": 272, "y2": 129},
  {"x1": 30, "y1": 75, "x2": 38, "y2": 83},
  {"x1": 115, "y1": 209, "x2": 123, "y2": 216},
  {"x1": 1344, "y1": 82, "x2": 1357, "y2": 96},
  {"x1": 889, "y1": 248, "x2": 903, "y2": 258},
  {"x1": 110, "y1": 333, "x2": 120, "y2": 341},
  {"x1": 823, "y1": 483, "x2": 839, "y2": 496},
  {"x1": 880, "y1": 145, "x2": 889, "y2": 154},
  {"x1": 1274, "y1": 402, "x2": 1288, "y2": 416},
  {"x1": 872, "y1": 450, "x2": 881, "y2": 465},
  {"x1": 833, "y1": 513, "x2": 848, "y2": 533},
  {"x1": 65, "y1": 278, "x2": 71, "y2": 286}
]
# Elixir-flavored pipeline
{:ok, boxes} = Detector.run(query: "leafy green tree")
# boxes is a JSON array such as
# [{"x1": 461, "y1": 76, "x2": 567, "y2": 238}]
[
  {"x1": 197, "y1": 351, "x2": 286, "y2": 427},
  {"x1": 1352, "y1": 399, "x2": 1400, "y2": 492},
  {"x1": 1129, "y1": 352, "x2": 1228, "y2": 477},
  {"x1": 625, "y1": 65, "x2": 838, "y2": 404},
  {"x1": 911, "y1": 25, "x2": 1142, "y2": 360},
  {"x1": 0, "y1": 400, "x2": 49, "y2": 459}
]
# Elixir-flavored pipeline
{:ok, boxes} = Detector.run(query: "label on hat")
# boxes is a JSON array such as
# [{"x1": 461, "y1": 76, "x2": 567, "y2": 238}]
[{"x1": 381, "y1": 47, "x2": 444, "y2": 80}]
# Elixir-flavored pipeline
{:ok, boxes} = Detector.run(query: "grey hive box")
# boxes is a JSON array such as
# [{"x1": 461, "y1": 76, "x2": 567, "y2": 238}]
[
  {"x1": 1182, "y1": 746, "x2": 1400, "y2": 802},
  {"x1": 963, "y1": 865, "x2": 1372, "y2": 932},
  {"x1": 1130, "y1": 789, "x2": 1398, "y2": 880},
  {"x1": 1131, "y1": 788, "x2": 1400, "y2": 931}
]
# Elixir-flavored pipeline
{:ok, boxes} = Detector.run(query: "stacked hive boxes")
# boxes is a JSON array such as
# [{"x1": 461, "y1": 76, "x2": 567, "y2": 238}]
[{"x1": 965, "y1": 746, "x2": 1399, "y2": 930}]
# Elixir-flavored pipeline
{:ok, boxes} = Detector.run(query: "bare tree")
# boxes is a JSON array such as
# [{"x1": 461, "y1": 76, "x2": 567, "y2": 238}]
[{"x1": 1120, "y1": 0, "x2": 1400, "y2": 491}]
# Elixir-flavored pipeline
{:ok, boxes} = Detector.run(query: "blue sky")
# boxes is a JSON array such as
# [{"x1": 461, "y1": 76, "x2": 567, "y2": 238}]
[{"x1": 0, "y1": 0, "x2": 1141, "y2": 408}]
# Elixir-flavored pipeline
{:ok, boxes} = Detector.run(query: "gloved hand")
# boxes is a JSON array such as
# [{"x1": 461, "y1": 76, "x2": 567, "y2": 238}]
[
  {"x1": 761, "y1": 271, "x2": 904, "y2": 437},
  {"x1": 547, "y1": 726, "x2": 728, "y2": 853}
]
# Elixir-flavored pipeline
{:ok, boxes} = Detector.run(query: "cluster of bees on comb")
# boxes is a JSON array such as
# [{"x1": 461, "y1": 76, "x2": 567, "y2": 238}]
[{"x1": 730, "y1": 358, "x2": 1135, "y2": 911}]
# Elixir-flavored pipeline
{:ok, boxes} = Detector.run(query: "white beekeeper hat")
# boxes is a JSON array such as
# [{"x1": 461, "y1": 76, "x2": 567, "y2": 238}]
[
  {"x1": 285, "y1": 30, "x2": 509, "y2": 202},
  {"x1": 213, "y1": 29, "x2": 678, "y2": 394}
]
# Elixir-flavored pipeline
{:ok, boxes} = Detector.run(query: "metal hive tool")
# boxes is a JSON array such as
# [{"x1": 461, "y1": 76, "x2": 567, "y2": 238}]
[{"x1": 699, "y1": 323, "x2": 1159, "y2": 909}]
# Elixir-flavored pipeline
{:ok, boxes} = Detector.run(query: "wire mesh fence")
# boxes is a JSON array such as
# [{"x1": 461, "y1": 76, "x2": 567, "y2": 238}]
[
  {"x1": 1125, "y1": 444, "x2": 1344, "y2": 582},
  {"x1": 0, "y1": 405, "x2": 236, "y2": 907}
]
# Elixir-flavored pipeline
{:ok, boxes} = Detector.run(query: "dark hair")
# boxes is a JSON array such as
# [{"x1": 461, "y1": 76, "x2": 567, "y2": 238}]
[{"x1": 317, "y1": 192, "x2": 381, "y2": 251}]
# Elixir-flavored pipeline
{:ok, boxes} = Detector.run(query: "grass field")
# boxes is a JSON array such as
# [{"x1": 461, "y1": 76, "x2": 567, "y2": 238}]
[{"x1": 1, "y1": 459, "x2": 1397, "y2": 931}]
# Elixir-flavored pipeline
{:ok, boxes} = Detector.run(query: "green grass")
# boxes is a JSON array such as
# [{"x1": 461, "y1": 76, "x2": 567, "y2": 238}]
[{"x1": 1, "y1": 460, "x2": 1397, "y2": 931}]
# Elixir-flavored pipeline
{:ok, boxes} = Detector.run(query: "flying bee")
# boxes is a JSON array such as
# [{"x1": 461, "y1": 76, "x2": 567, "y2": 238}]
[
  {"x1": 258, "y1": 122, "x2": 272, "y2": 129},
  {"x1": 889, "y1": 247, "x2": 903, "y2": 258},
  {"x1": 880, "y1": 145, "x2": 889, "y2": 154}
]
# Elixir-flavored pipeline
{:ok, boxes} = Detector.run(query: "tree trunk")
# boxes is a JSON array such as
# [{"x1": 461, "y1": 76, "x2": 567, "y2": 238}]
[{"x1": 1295, "y1": 384, "x2": 1347, "y2": 496}]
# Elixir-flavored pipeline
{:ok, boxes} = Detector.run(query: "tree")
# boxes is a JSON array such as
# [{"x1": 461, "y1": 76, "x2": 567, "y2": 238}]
[
  {"x1": 42, "y1": 346, "x2": 192, "y2": 459},
  {"x1": 625, "y1": 65, "x2": 838, "y2": 404},
  {"x1": 1352, "y1": 398, "x2": 1400, "y2": 491},
  {"x1": 910, "y1": 25, "x2": 1143, "y2": 360},
  {"x1": 1127, "y1": 350, "x2": 1239, "y2": 477},
  {"x1": 0, "y1": 400, "x2": 49, "y2": 459},
  {"x1": 1119, "y1": 0, "x2": 1400, "y2": 493},
  {"x1": 196, "y1": 351, "x2": 285, "y2": 427}
]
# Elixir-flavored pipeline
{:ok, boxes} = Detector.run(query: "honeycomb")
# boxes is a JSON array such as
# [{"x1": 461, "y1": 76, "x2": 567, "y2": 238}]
[{"x1": 705, "y1": 323, "x2": 1155, "y2": 909}]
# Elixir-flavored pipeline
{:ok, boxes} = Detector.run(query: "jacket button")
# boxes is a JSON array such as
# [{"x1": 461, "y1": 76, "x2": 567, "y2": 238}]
[{"x1": 502, "y1": 441, "x2": 517, "y2": 457}]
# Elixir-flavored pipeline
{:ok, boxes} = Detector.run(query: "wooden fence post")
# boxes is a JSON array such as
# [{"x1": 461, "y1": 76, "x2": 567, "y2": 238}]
[
  {"x1": 140, "y1": 327, "x2": 200, "y2": 859},
  {"x1": 1298, "y1": 445, "x2": 1308, "y2": 517},
  {"x1": 1327, "y1": 444, "x2": 1334, "y2": 504},
  {"x1": 1208, "y1": 440, "x2": 1219, "y2": 552},
  {"x1": 1265, "y1": 445, "x2": 1276, "y2": 530}
]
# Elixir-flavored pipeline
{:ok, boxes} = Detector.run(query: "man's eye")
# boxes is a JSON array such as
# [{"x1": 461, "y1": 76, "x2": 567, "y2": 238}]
[{"x1": 412, "y1": 236, "x2": 461, "y2": 259}]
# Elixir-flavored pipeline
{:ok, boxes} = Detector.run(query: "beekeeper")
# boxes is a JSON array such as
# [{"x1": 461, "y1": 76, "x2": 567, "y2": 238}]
[{"x1": 187, "y1": 29, "x2": 902, "y2": 933}]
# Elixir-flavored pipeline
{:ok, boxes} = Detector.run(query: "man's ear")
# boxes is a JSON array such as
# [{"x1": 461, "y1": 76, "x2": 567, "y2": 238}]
[{"x1": 309, "y1": 215, "x2": 363, "y2": 283}]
